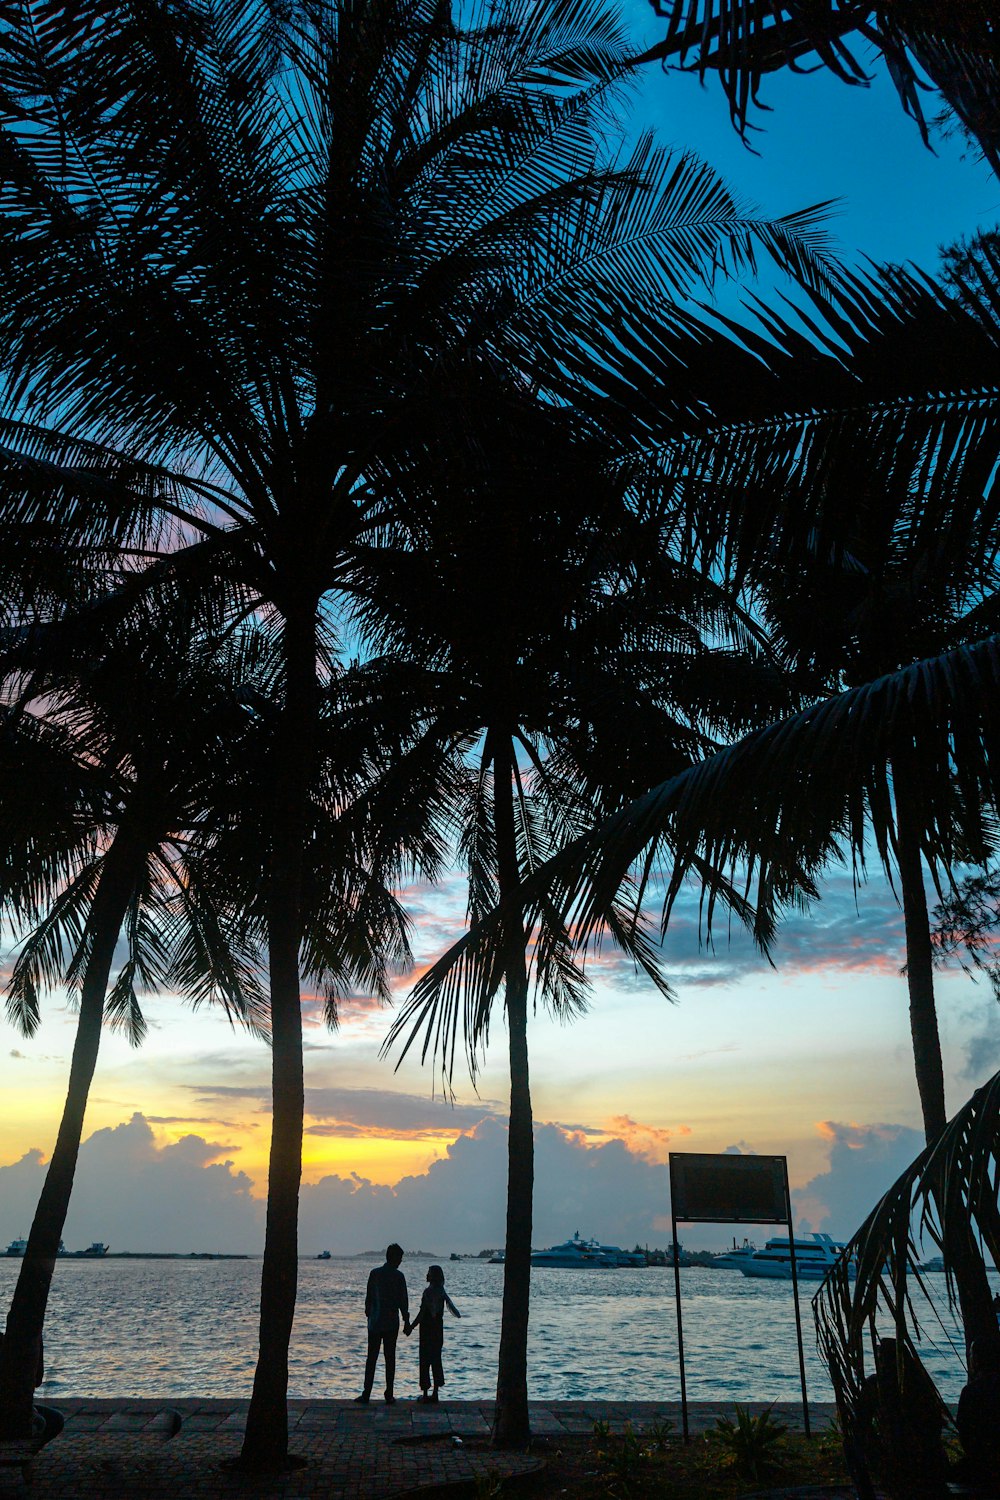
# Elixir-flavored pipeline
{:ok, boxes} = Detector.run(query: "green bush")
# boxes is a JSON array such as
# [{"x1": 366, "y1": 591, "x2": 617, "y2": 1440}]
[{"x1": 712, "y1": 1404, "x2": 788, "y2": 1484}]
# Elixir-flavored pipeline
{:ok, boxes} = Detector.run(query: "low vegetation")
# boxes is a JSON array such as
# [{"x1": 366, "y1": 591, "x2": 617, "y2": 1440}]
[{"x1": 426, "y1": 1419, "x2": 851, "y2": 1499}]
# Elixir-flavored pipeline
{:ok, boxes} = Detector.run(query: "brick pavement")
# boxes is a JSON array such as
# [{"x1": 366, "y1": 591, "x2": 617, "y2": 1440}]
[{"x1": 0, "y1": 1398, "x2": 839, "y2": 1497}]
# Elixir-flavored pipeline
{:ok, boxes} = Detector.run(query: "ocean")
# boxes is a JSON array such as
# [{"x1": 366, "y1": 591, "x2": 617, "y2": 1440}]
[{"x1": 0, "y1": 1256, "x2": 981, "y2": 1405}]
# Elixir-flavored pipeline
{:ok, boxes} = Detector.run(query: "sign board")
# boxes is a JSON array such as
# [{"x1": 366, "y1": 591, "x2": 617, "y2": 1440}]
[
  {"x1": 667, "y1": 1151, "x2": 809, "y2": 1442},
  {"x1": 669, "y1": 1153, "x2": 788, "y2": 1225}
]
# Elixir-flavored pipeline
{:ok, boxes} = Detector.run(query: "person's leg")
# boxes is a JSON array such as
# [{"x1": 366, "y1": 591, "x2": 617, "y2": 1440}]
[
  {"x1": 360, "y1": 1327, "x2": 381, "y2": 1400},
  {"x1": 419, "y1": 1337, "x2": 430, "y2": 1396},
  {"x1": 383, "y1": 1328, "x2": 398, "y2": 1401}
]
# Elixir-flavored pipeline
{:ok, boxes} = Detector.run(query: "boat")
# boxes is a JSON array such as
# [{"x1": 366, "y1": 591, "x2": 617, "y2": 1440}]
[
  {"x1": 316, "y1": 1250, "x2": 331, "y2": 1260},
  {"x1": 71, "y1": 1243, "x2": 110, "y2": 1257},
  {"x1": 489, "y1": 1250, "x2": 505, "y2": 1264},
  {"x1": 596, "y1": 1242, "x2": 647, "y2": 1268},
  {"x1": 530, "y1": 1231, "x2": 617, "y2": 1268},
  {"x1": 739, "y1": 1232, "x2": 853, "y2": 1281},
  {"x1": 921, "y1": 1256, "x2": 945, "y2": 1273},
  {"x1": 714, "y1": 1236, "x2": 759, "y2": 1270},
  {"x1": 5, "y1": 1239, "x2": 67, "y2": 1257}
]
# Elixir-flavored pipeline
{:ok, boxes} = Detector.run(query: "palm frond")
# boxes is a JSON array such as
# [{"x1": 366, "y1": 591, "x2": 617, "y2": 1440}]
[{"x1": 814, "y1": 1066, "x2": 1000, "y2": 1446}]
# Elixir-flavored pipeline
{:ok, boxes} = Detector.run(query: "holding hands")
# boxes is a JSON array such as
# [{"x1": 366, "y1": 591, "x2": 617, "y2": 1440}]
[{"x1": 403, "y1": 1321, "x2": 412, "y2": 1337}]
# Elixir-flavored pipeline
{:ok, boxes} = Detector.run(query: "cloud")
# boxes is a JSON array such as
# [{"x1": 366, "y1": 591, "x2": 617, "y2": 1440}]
[
  {"x1": 143, "y1": 1115, "x2": 253, "y2": 1130},
  {"x1": 300, "y1": 1116, "x2": 671, "y2": 1254},
  {"x1": 0, "y1": 1115, "x2": 261, "y2": 1253},
  {"x1": 9, "y1": 1049, "x2": 25, "y2": 1059},
  {"x1": 958, "y1": 992, "x2": 1000, "y2": 1084},
  {"x1": 10, "y1": 1108, "x2": 924, "y2": 1258},
  {"x1": 187, "y1": 1083, "x2": 503, "y2": 1140},
  {"x1": 0, "y1": 1112, "x2": 678, "y2": 1255},
  {"x1": 577, "y1": 869, "x2": 909, "y2": 993},
  {"x1": 604, "y1": 1115, "x2": 690, "y2": 1163},
  {"x1": 791, "y1": 1120, "x2": 924, "y2": 1239},
  {"x1": 724, "y1": 1141, "x2": 756, "y2": 1155}
]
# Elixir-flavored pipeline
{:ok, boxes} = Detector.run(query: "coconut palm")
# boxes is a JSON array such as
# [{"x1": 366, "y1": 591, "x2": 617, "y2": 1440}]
[
  {"x1": 532, "y1": 252, "x2": 1000, "y2": 1343},
  {"x1": 635, "y1": 1, "x2": 1000, "y2": 173},
  {"x1": 368, "y1": 367, "x2": 816, "y2": 1445},
  {"x1": 0, "y1": 594, "x2": 271, "y2": 1440},
  {"x1": 0, "y1": 593, "x2": 449, "y2": 1440},
  {"x1": 0, "y1": 0, "x2": 834, "y2": 1462}
]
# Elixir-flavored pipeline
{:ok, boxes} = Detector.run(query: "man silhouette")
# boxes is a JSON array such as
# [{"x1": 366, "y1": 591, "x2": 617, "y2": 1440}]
[{"x1": 356, "y1": 1243, "x2": 409, "y2": 1405}]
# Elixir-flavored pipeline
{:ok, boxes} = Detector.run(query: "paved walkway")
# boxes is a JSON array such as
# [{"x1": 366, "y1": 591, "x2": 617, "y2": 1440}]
[{"x1": 0, "y1": 1398, "x2": 839, "y2": 1497}]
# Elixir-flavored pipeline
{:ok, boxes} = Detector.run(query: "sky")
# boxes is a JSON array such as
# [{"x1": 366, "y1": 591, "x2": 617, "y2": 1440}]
[{"x1": 3, "y1": 20, "x2": 1000, "y2": 1257}]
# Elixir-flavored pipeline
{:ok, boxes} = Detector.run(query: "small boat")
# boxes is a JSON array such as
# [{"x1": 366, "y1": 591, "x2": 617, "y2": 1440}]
[
  {"x1": 449, "y1": 1253, "x2": 461, "y2": 1261},
  {"x1": 489, "y1": 1250, "x2": 505, "y2": 1264},
  {"x1": 316, "y1": 1250, "x2": 331, "y2": 1260},
  {"x1": 740, "y1": 1232, "x2": 853, "y2": 1281},
  {"x1": 71, "y1": 1242, "x2": 110, "y2": 1258},
  {"x1": 921, "y1": 1256, "x2": 945, "y2": 1273},
  {"x1": 714, "y1": 1236, "x2": 759, "y2": 1270},
  {"x1": 531, "y1": 1231, "x2": 616, "y2": 1268}
]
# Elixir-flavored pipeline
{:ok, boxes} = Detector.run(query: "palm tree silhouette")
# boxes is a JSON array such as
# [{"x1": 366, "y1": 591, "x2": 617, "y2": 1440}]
[
  {"x1": 374, "y1": 369, "x2": 810, "y2": 1444},
  {"x1": 0, "y1": 0, "x2": 832, "y2": 1462},
  {"x1": 416, "y1": 254, "x2": 1000, "y2": 1352},
  {"x1": 0, "y1": 593, "x2": 270, "y2": 1440},
  {"x1": 635, "y1": 2, "x2": 1000, "y2": 174}
]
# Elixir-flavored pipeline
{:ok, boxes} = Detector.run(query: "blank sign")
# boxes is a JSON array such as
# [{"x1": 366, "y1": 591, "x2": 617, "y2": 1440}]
[{"x1": 669, "y1": 1153, "x2": 788, "y2": 1224}]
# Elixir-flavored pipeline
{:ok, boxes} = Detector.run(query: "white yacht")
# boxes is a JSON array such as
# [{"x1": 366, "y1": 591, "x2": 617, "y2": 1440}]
[
  {"x1": 531, "y1": 1231, "x2": 617, "y2": 1267},
  {"x1": 740, "y1": 1232, "x2": 853, "y2": 1280},
  {"x1": 714, "y1": 1236, "x2": 759, "y2": 1270}
]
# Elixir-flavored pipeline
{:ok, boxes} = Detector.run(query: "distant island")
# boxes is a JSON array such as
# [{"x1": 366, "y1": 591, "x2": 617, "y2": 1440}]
[{"x1": 102, "y1": 1252, "x2": 251, "y2": 1261}]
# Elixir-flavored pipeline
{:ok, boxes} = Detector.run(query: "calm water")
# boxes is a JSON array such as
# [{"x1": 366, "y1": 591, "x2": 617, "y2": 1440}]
[{"x1": 0, "y1": 1257, "x2": 982, "y2": 1405}]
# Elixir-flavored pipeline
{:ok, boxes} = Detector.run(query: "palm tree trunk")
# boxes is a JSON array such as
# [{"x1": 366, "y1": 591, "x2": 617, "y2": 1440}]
[
  {"x1": 894, "y1": 772, "x2": 996, "y2": 1352},
  {"x1": 491, "y1": 736, "x2": 533, "y2": 1450},
  {"x1": 0, "y1": 834, "x2": 137, "y2": 1440},
  {"x1": 240, "y1": 606, "x2": 316, "y2": 1470},
  {"x1": 894, "y1": 781, "x2": 947, "y2": 1142}
]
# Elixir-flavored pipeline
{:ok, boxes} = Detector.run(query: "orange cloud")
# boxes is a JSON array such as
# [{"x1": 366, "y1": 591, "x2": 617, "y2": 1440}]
[{"x1": 605, "y1": 1115, "x2": 691, "y2": 1163}]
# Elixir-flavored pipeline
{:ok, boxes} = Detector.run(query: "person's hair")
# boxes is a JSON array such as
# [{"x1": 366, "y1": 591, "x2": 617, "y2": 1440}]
[
  {"x1": 386, "y1": 1243, "x2": 404, "y2": 1266},
  {"x1": 427, "y1": 1264, "x2": 444, "y2": 1285}
]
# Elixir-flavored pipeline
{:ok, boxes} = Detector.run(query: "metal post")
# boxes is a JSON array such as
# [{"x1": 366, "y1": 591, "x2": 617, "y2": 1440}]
[
  {"x1": 783, "y1": 1160, "x2": 811, "y2": 1439},
  {"x1": 671, "y1": 1206, "x2": 689, "y2": 1442}
]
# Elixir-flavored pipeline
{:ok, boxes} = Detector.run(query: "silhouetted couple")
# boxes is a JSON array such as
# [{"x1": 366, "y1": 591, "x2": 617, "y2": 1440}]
[{"x1": 355, "y1": 1244, "x2": 460, "y2": 1405}]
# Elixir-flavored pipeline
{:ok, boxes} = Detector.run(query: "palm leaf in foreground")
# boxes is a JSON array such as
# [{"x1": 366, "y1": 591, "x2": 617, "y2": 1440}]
[
  {"x1": 813, "y1": 1068, "x2": 1000, "y2": 1485},
  {"x1": 387, "y1": 634, "x2": 1000, "y2": 1084},
  {"x1": 633, "y1": 2, "x2": 1000, "y2": 175}
]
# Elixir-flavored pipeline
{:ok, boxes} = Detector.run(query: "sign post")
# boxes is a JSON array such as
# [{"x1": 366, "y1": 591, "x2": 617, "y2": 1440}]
[{"x1": 668, "y1": 1152, "x2": 810, "y2": 1441}]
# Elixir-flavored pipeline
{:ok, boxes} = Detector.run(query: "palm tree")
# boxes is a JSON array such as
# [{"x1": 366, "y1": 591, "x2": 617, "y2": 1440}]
[
  {"x1": 0, "y1": 593, "x2": 271, "y2": 1440},
  {"x1": 554, "y1": 253, "x2": 1000, "y2": 1343},
  {"x1": 0, "y1": 594, "x2": 446, "y2": 1440},
  {"x1": 0, "y1": 0, "x2": 833, "y2": 1463},
  {"x1": 634, "y1": 2, "x2": 1000, "y2": 173},
  {"x1": 407, "y1": 260, "x2": 1000, "y2": 1346},
  {"x1": 368, "y1": 368, "x2": 813, "y2": 1445}
]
